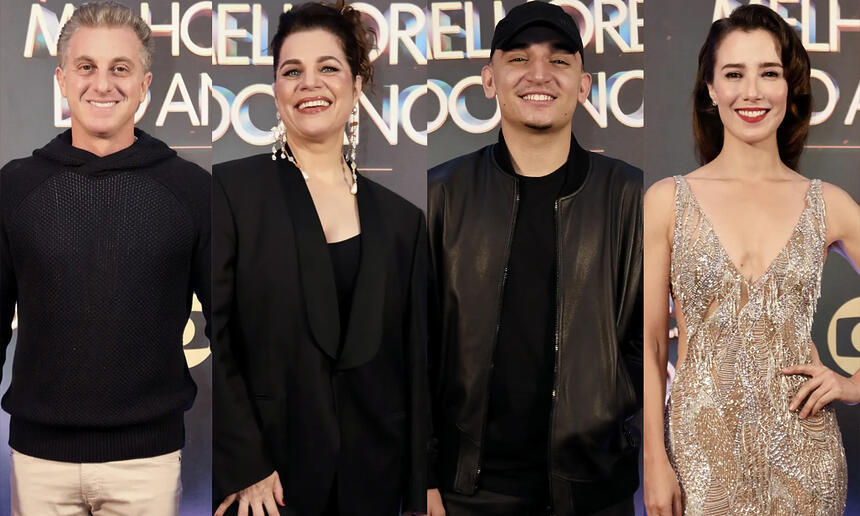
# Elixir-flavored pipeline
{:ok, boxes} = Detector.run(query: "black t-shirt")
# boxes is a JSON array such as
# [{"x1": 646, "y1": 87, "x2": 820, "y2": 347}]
[{"x1": 480, "y1": 133, "x2": 586, "y2": 500}]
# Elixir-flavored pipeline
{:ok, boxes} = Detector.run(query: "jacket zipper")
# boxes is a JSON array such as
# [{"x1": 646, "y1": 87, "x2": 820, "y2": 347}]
[
  {"x1": 474, "y1": 180, "x2": 520, "y2": 490},
  {"x1": 547, "y1": 199, "x2": 561, "y2": 510}
]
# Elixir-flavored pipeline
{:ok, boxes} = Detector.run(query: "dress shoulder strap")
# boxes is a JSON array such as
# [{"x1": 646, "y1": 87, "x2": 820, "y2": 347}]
[
  {"x1": 807, "y1": 179, "x2": 827, "y2": 244},
  {"x1": 671, "y1": 175, "x2": 691, "y2": 226}
]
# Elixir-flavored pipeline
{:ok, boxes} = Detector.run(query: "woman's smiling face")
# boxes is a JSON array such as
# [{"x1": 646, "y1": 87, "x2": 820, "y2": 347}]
[
  {"x1": 273, "y1": 28, "x2": 362, "y2": 144},
  {"x1": 708, "y1": 29, "x2": 788, "y2": 148}
]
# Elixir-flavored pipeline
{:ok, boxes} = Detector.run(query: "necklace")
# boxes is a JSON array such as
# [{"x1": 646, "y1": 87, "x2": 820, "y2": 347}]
[{"x1": 285, "y1": 149, "x2": 357, "y2": 195}]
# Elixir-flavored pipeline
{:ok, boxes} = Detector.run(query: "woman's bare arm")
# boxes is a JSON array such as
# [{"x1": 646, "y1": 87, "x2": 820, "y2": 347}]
[{"x1": 643, "y1": 177, "x2": 682, "y2": 516}]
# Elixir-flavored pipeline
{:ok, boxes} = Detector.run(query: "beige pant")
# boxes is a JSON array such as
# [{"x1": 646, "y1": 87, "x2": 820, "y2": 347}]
[{"x1": 10, "y1": 449, "x2": 182, "y2": 516}]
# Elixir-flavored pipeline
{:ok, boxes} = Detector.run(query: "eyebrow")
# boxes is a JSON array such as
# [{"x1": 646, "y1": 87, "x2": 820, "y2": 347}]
[
  {"x1": 721, "y1": 62, "x2": 783, "y2": 70},
  {"x1": 278, "y1": 55, "x2": 345, "y2": 72},
  {"x1": 73, "y1": 55, "x2": 134, "y2": 66}
]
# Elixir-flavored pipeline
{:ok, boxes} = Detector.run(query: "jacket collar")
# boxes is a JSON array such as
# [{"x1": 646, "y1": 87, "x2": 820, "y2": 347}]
[
  {"x1": 492, "y1": 130, "x2": 589, "y2": 198},
  {"x1": 275, "y1": 157, "x2": 387, "y2": 370}
]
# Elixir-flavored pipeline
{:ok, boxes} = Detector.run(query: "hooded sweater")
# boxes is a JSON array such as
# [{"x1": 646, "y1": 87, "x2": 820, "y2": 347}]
[{"x1": 0, "y1": 129, "x2": 210, "y2": 463}]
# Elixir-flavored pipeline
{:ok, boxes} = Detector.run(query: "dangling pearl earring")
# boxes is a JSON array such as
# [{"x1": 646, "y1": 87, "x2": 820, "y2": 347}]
[
  {"x1": 346, "y1": 104, "x2": 359, "y2": 195},
  {"x1": 271, "y1": 113, "x2": 308, "y2": 179},
  {"x1": 270, "y1": 113, "x2": 287, "y2": 161}
]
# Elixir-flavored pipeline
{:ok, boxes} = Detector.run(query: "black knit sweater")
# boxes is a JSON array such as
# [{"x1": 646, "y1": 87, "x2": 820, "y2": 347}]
[{"x1": 0, "y1": 129, "x2": 210, "y2": 462}]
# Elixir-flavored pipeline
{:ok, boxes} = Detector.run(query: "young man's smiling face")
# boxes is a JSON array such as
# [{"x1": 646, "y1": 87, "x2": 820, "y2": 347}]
[
  {"x1": 56, "y1": 26, "x2": 151, "y2": 150},
  {"x1": 482, "y1": 25, "x2": 591, "y2": 134}
]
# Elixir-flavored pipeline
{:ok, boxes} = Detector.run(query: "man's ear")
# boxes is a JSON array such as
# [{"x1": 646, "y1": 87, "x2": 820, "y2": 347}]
[
  {"x1": 56, "y1": 66, "x2": 67, "y2": 98},
  {"x1": 577, "y1": 72, "x2": 592, "y2": 104},
  {"x1": 481, "y1": 63, "x2": 496, "y2": 99},
  {"x1": 140, "y1": 71, "x2": 152, "y2": 102}
]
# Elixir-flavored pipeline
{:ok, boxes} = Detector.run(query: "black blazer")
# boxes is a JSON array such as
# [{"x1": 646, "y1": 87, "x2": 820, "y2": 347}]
[{"x1": 212, "y1": 154, "x2": 428, "y2": 515}]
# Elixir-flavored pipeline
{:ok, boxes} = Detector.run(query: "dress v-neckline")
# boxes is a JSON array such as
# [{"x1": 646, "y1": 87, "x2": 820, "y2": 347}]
[{"x1": 679, "y1": 175, "x2": 815, "y2": 289}]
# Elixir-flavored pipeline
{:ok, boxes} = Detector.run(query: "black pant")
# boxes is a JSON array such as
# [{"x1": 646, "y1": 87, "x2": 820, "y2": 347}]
[
  {"x1": 442, "y1": 490, "x2": 634, "y2": 516},
  {"x1": 443, "y1": 489, "x2": 551, "y2": 516}
]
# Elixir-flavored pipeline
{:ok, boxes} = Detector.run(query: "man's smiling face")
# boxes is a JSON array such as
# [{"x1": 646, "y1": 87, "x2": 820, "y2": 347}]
[
  {"x1": 56, "y1": 26, "x2": 151, "y2": 146},
  {"x1": 482, "y1": 25, "x2": 591, "y2": 133}
]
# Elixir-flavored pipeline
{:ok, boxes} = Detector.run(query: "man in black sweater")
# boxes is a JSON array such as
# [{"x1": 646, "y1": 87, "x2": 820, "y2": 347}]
[
  {"x1": 427, "y1": 3, "x2": 642, "y2": 516},
  {"x1": 0, "y1": 3, "x2": 209, "y2": 514}
]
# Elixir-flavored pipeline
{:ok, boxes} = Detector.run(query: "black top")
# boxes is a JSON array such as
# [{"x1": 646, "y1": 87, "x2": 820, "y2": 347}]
[
  {"x1": 0, "y1": 129, "x2": 211, "y2": 463},
  {"x1": 328, "y1": 234, "x2": 361, "y2": 356},
  {"x1": 480, "y1": 133, "x2": 585, "y2": 499}
]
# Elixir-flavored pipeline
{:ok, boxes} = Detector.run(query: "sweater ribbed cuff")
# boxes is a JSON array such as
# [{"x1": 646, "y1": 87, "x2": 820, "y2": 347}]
[{"x1": 9, "y1": 412, "x2": 184, "y2": 463}]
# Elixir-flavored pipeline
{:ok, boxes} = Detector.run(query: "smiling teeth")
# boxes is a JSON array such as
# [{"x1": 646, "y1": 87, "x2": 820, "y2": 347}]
[
  {"x1": 738, "y1": 109, "x2": 766, "y2": 117},
  {"x1": 523, "y1": 94, "x2": 553, "y2": 101},
  {"x1": 298, "y1": 100, "x2": 331, "y2": 109},
  {"x1": 89, "y1": 101, "x2": 117, "y2": 107}
]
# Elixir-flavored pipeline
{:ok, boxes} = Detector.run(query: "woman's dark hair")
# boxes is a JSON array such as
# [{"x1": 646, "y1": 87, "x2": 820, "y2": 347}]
[
  {"x1": 270, "y1": 0, "x2": 375, "y2": 87},
  {"x1": 692, "y1": 4, "x2": 811, "y2": 169}
]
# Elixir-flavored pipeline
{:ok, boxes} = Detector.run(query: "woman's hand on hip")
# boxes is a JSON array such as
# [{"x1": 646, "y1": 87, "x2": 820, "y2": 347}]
[
  {"x1": 784, "y1": 357, "x2": 860, "y2": 418},
  {"x1": 214, "y1": 471, "x2": 285, "y2": 516}
]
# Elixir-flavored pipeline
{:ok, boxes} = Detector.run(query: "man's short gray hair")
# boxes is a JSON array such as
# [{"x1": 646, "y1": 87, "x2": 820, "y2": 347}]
[{"x1": 57, "y1": 1, "x2": 154, "y2": 72}]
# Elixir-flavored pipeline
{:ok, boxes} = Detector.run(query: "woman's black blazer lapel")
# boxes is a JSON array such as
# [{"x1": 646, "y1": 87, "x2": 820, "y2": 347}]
[
  {"x1": 276, "y1": 162, "x2": 388, "y2": 369},
  {"x1": 276, "y1": 159, "x2": 341, "y2": 360},
  {"x1": 339, "y1": 174, "x2": 387, "y2": 370}
]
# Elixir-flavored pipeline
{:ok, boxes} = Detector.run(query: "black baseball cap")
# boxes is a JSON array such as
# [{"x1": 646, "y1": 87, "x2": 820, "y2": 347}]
[{"x1": 491, "y1": 2, "x2": 584, "y2": 60}]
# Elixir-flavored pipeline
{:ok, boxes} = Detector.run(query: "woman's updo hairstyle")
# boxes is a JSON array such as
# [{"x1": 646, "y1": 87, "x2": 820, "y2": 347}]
[{"x1": 270, "y1": 0, "x2": 375, "y2": 87}]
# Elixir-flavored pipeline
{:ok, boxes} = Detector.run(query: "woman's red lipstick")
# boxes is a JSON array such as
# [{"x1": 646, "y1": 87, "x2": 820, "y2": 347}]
[{"x1": 736, "y1": 108, "x2": 768, "y2": 123}]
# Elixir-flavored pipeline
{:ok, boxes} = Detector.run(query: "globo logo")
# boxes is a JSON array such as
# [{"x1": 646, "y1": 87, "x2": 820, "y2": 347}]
[
  {"x1": 827, "y1": 297, "x2": 860, "y2": 375},
  {"x1": 183, "y1": 295, "x2": 210, "y2": 368}
]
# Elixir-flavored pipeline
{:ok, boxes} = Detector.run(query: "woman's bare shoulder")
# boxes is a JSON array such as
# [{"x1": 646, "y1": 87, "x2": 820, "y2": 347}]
[
  {"x1": 820, "y1": 180, "x2": 857, "y2": 206},
  {"x1": 645, "y1": 176, "x2": 677, "y2": 203},
  {"x1": 644, "y1": 176, "x2": 679, "y2": 236},
  {"x1": 820, "y1": 181, "x2": 860, "y2": 238}
]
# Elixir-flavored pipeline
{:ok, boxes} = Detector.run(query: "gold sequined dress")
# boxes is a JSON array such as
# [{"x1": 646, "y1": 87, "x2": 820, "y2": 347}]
[{"x1": 666, "y1": 176, "x2": 846, "y2": 515}]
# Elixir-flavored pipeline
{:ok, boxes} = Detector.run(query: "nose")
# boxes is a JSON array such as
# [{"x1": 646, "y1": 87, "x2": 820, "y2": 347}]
[
  {"x1": 743, "y1": 74, "x2": 761, "y2": 100},
  {"x1": 525, "y1": 59, "x2": 550, "y2": 83},
  {"x1": 298, "y1": 68, "x2": 323, "y2": 90},
  {"x1": 93, "y1": 68, "x2": 112, "y2": 94}
]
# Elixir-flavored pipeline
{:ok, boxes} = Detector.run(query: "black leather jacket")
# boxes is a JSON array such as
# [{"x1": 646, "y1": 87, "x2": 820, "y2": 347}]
[{"x1": 427, "y1": 134, "x2": 643, "y2": 515}]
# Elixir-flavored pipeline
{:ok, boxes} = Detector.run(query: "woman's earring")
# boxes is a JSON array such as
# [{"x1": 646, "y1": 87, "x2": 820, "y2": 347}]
[
  {"x1": 271, "y1": 113, "x2": 287, "y2": 161},
  {"x1": 712, "y1": 100, "x2": 718, "y2": 107},
  {"x1": 347, "y1": 105, "x2": 359, "y2": 195}
]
